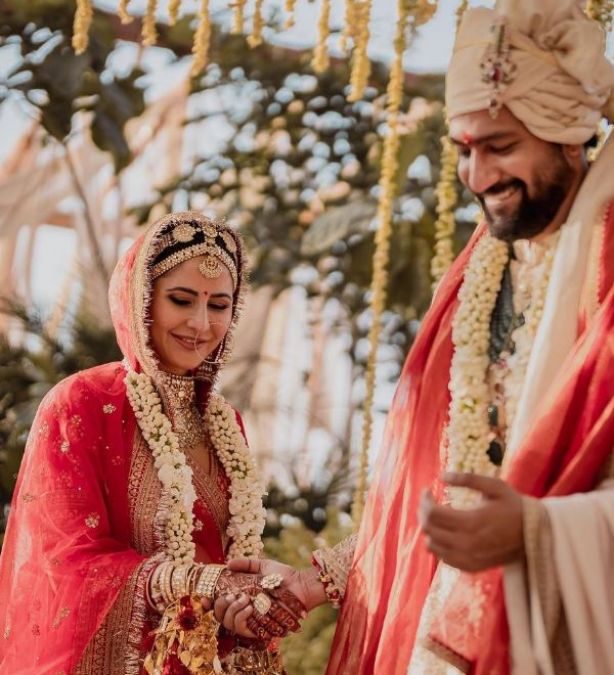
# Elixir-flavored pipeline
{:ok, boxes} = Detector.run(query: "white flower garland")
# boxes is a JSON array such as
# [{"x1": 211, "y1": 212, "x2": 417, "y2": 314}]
[
  {"x1": 501, "y1": 238, "x2": 557, "y2": 440},
  {"x1": 125, "y1": 370, "x2": 265, "y2": 563},
  {"x1": 445, "y1": 235, "x2": 509, "y2": 503},
  {"x1": 445, "y1": 233, "x2": 556, "y2": 506}
]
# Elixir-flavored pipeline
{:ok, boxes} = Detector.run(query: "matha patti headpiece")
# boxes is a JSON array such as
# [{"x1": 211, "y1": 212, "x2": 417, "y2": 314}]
[
  {"x1": 479, "y1": 16, "x2": 516, "y2": 118},
  {"x1": 149, "y1": 216, "x2": 239, "y2": 288}
]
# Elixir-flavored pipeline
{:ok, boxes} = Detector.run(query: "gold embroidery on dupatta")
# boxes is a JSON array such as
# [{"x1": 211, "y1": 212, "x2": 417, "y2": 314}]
[
  {"x1": 128, "y1": 433, "x2": 163, "y2": 555},
  {"x1": 580, "y1": 206, "x2": 608, "y2": 324}
]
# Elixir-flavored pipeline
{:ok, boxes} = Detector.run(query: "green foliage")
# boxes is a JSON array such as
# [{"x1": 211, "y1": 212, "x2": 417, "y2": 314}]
[
  {"x1": 1, "y1": 0, "x2": 146, "y2": 170},
  {"x1": 263, "y1": 508, "x2": 353, "y2": 675}
]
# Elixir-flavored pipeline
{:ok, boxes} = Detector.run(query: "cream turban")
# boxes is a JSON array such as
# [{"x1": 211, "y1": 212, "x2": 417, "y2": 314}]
[{"x1": 445, "y1": 0, "x2": 614, "y2": 144}]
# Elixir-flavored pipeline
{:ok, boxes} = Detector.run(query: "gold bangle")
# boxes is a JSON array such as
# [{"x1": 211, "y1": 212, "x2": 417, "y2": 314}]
[
  {"x1": 195, "y1": 564, "x2": 226, "y2": 599},
  {"x1": 171, "y1": 565, "x2": 188, "y2": 600}
]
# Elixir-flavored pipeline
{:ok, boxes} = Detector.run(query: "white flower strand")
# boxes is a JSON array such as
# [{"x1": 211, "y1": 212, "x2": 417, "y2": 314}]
[
  {"x1": 125, "y1": 370, "x2": 265, "y2": 563},
  {"x1": 205, "y1": 394, "x2": 266, "y2": 558},
  {"x1": 502, "y1": 238, "x2": 558, "y2": 441},
  {"x1": 445, "y1": 235, "x2": 509, "y2": 505}
]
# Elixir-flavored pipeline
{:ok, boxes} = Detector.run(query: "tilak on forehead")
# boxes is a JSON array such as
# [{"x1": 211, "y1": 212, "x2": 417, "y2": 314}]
[{"x1": 149, "y1": 216, "x2": 240, "y2": 289}]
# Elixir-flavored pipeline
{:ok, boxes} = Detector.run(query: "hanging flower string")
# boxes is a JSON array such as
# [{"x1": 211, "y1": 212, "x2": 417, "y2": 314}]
[
  {"x1": 430, "y1": 135, "x2": 458, "y2": 288},
  {"x1": 247, "y1": 0, "x2": 265, "y2": 48},
  {"x1": 72, "y1": 0, "x2": 93, "y2": 54},
  {"x1": 168, "y1": 0, "x2": 182, "y2": 26},
  {"x1": 312, "y1": 0, "x2": 332, "y2": 73},
  {"x1": 431, "y1": 0, "x2": 469, "y2": 287},
  {"x1": 191, "y1": 0, "x2": 212, "y2": 76},
  {"x1": 351, "y1": 0, "x2": 408, "y2": 528},
  {"x1": 347, "y1": 0, "x2": 372, "y2": 102},
  {"x1": 118, "y1": 0, "x2": 133, "y2": 25},
  {"x1": 232, "y1": 0, "x2": 248, "y2": 34},
  {"x1": 284, "y1": 0, "x2": 298, "y2": 29},
  {"x1": 339, "y1": 0, "x2": 357, "y2": 53},
  {"x1": 125, "y1": 369, "x2": 265, "y2": 562},
  {"x1": 142, "y1": 0, "x2": 158, "y2": 46}
]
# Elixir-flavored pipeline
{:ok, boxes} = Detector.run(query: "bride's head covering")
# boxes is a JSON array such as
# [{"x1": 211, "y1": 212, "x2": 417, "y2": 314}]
[
  {"x1": 109, "y1": 211, "x2": 248, "y2": 387},
  {"x1": 445, "y1": 0, "x2": 614, "y2": 144}
]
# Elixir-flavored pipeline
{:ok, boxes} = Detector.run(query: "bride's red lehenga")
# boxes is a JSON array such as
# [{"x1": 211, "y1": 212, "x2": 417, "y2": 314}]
[{"x1": 0, "y1": 214, "x2": 247, "y2": 674}]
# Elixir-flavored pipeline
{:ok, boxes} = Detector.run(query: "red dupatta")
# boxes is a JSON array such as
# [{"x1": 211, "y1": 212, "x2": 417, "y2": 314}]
[{"x1": 326, "y1": 205, "x2": 614, "y2": 675}]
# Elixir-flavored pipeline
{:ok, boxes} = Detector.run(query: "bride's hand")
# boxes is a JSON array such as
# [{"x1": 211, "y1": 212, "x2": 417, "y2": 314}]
[{"x1": 227, "y1": 558, "x2": 327, "y2": 613}]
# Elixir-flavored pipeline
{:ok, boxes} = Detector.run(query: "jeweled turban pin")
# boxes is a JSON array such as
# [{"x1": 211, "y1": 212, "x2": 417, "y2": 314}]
[{"x1": 480, "y1": 17, "x2": 516, "y2": 118}]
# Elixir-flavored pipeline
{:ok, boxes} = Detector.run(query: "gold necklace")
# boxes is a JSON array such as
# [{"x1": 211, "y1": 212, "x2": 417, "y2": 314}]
[{"x1": 157, "y1": 371, "x2": 203, "y2": 449}]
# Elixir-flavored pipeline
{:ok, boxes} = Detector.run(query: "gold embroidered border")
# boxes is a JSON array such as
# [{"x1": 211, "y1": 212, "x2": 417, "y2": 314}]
[{"x1": 128, "y1": 432, "x2": 163, "y2": 554}]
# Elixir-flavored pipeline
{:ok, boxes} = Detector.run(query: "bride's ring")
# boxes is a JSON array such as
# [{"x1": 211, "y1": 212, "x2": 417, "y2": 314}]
[
  {"x1": 253, "y1": 592, "x2": 272, "y2": 616},
  {"x1": 260, "y1": 573, "x2": 283, "y2": 590}
]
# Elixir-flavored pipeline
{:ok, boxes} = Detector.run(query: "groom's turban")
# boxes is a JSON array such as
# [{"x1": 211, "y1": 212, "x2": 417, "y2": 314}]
[{"x1": 445, "y1": 0, "x2": 614, "y2": 144}]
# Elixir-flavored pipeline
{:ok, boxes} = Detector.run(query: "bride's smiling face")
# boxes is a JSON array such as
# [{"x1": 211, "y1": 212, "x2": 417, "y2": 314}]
[{"x1": 150, "y1": 256, "x2": 234, "y2": 375}]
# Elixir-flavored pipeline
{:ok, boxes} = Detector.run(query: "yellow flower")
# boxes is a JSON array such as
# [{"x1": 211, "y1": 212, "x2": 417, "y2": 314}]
[
  {"x1": 347, "y1": 0, "x2": 372, "y2": 102},
  {"x1": 284, "y1": 0, "x2": 298, "y2": 29},
  {"x1": 118, "y1": 0, "x2": 133, "y2": 25},
  {"x1": 191, "y1": 0, "x2": 211, "y2": 76},
  {"x1": 247, "y1": 0, "x2": 265, "y2": 48},
  {"x1": 168, "y1": 0, "x2": 181, "y2": 25},
  {"x1": 72, "y1": 0, "x2": 93, "y2": 54},
  {"x1": 352, "y1": 0, "x2": 408, "y2": 528},
  {"x1": 142, "y1": 0, "x2": 158, "y2": 47},
  {"x1": 232, "y1": 0, "x2": 248, "y2": 34},
  {"x1": 312, "y1": 0, "x2": 332, "y2": 74}
]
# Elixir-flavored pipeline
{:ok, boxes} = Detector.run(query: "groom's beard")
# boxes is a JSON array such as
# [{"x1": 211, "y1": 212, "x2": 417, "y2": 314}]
[{"x1": 477, "y1": 150, "x2": 574, "y2": 243}]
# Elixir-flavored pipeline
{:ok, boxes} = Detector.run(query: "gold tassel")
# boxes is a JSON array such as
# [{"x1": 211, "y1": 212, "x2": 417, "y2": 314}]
[
  {"x1": 352, "y1": 0, "x2": 408, "y2": 529},
  {"x1": 168, "y1": 0, "x2": 181, "y2": 25},
  {"x1": 142, "y1": 0, "x2": 158, "y2": 46},
  {"x1": 312, "y1": 0, "x2": 332, "y2": 73},
  {"x1": 118, "y1": 0, "x2": 134, "y2": 24},
  {"x1": 347, "y1": 0, "x2": 372, "y2": 102},
  {"x1": 191, "y1": 0, "x2": 211, "y2": 76},
  {"x1": 284, "y1": 0, "x2": 297, "y2": 29},
  {"x1": 430, "y1": 135, "x2": 458, "y2": 287},
  {"x1": 247, "y1": 0, "x2": 265, "y2": 48},
  {"x1": 72, "y1": 0, "x2": 93, "y2": 54},
  {"x1": 232, "y1": 0, "x2": 248, "y2": 34}
]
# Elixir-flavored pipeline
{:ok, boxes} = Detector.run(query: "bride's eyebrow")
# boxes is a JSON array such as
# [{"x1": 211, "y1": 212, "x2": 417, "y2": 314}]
[{"x1": 166, "y1": 286, "x2": 198, "y2": 296}]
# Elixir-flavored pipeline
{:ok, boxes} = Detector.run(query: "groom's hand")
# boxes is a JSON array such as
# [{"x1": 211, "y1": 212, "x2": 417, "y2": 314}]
[{"x1": 419, "y1": 472, "x2": 525, "y2": 572}]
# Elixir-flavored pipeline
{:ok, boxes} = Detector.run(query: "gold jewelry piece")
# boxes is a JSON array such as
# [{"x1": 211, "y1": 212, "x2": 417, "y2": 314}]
[
  {"x1": 195, "y1": 564, "x2": 227, "y2": 599},
  {"x1": 199, "y1": 254, "x2": 224, "y2": 280},
  {"x1": 171, "y1": 564, "x2": 188, "y2": 599},
  {"x1": 253, "y1": 592, "x2": 272, "y2": 616},
  {"x1": 479, "y1": 16, "x2": 516, "y2": 118},
  {"x1": 260, "y1": 573, "x2": 283, "y2": 590},
  {"x1": 172, "y1": 223, "x2": 196, "y2": 243}
]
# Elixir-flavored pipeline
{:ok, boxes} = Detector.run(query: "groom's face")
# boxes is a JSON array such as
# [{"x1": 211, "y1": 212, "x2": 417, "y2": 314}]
[{"x1": 449, "y1": 107, "x2": 579, "y2": 242}]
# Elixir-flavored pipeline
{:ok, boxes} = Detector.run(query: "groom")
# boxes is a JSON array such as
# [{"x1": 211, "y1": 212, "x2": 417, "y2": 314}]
[{"x1": 219, "y1": 1, "x2": 614, "y2": 673}]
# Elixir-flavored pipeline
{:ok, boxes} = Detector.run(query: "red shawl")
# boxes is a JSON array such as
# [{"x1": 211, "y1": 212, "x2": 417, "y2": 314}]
[
  {"x1": 0, "y1": 228, "x2": 233, "y2": 673},
  {"x1": 326, "y1": 206, "x2": 614, "y2": 675}
]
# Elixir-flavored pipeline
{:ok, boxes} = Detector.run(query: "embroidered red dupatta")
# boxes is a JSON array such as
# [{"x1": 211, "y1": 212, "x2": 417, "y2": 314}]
[
  {"x1": 326, "y1": 206, "x2": 614, "y2": 675},
  {"x1": 0, "y1": 226, "x2": 233, "y2": 674}
]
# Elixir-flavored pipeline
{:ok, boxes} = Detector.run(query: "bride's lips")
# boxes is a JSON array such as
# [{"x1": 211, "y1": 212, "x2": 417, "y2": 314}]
[{"x1": 170, "y1": 333, "x2": 206, "y2": 350}]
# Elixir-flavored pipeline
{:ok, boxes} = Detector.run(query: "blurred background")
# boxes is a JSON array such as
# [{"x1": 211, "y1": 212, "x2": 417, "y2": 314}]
[{"x1": 0, "y1": 1, "x2": 496, "y2": 670}]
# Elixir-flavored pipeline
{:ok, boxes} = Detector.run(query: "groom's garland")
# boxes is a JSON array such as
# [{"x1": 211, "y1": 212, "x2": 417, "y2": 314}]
[{"x1": 445, "y1": 233, "x2": 555, "y2": 505}]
